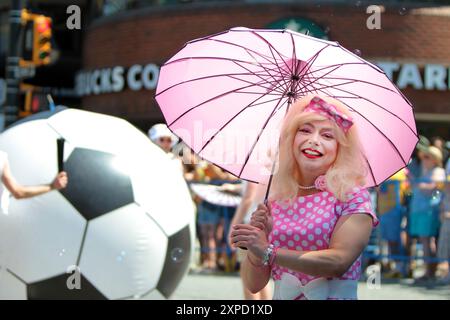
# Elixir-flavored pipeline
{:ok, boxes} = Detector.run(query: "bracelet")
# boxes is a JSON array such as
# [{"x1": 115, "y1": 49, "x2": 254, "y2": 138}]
[
  {"x1": 262, "y1": 244, "x2": 274, "y2": 266},
  {"x1": 246, "y1": 254, "x2": 265, "y2": 268},
  {"x1": 269, "y1": 246, "x2": 278, "y2": 266}
]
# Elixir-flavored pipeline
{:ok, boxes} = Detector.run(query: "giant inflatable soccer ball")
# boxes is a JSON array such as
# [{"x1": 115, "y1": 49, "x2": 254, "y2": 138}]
[{"x1": 0, "y1": 107, "x2": 195, "y2": 299}]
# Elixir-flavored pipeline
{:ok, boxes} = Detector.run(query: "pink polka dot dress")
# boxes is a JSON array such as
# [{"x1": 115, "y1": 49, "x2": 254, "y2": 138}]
[{"x1": 268, "y1": 187, "x2": 379, "y2": 300}]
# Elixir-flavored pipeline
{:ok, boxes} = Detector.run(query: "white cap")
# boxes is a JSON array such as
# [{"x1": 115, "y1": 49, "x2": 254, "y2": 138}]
[{"x1": 148, "y1": 123, "x2": 179, "y2": 147}]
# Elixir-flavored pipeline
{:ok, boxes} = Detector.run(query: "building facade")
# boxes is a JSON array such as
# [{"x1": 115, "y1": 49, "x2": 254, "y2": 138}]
[{"x1": 77, "y1": 1, "x2": 450, "y2": 138}]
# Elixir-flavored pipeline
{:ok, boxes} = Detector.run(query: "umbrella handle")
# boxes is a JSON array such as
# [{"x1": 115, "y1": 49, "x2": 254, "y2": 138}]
[{"x1": 57, "y1": 138, "x2": 65, "y2": 172}]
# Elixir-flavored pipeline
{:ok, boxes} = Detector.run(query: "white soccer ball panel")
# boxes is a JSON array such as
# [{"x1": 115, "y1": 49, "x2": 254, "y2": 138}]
[
  {"x1": 79, "y1": 203, "x2": 168, "y2": 300},
  {"x1": 0, "y1": 192, "x2": 86, "y2": 283},
  {"x1": 129, "y1": 151, "x2": 195, "y2": 236}
]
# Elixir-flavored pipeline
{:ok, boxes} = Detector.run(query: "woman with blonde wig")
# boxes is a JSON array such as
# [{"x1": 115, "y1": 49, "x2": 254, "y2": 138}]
[{"x1": 230, "y1": 94, "x2": 379, "y2": 300}]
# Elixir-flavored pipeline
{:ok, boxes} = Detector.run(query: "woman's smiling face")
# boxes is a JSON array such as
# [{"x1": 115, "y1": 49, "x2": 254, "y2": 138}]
[{"x1": 293, "y1": 119, "x2": 339, "y2": 174}]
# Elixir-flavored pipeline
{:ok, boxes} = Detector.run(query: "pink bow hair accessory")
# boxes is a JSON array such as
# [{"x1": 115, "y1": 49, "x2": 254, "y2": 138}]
[{"x1": 304, "y1": 96, "x2": 354, "y2": 133}]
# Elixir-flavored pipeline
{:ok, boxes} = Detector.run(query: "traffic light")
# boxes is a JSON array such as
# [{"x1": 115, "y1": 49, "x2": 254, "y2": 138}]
[
  {"x1": 21, "y1": 9, "x2": 34, "y2": 63},
  {"x1": 32, "y1": 14, "x2": 52, "y2": 66},
  {"x1": 18, "y1": 83, "x2": 33, "y2": 118},
  {"x1": 18, "y1": 84, "x2": 48, "y2": 119}
]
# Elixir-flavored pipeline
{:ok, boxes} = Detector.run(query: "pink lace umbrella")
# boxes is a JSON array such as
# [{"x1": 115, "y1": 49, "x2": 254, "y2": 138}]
[{"x1": 155, "y1": 27, "x2": 418, "y2": 190}]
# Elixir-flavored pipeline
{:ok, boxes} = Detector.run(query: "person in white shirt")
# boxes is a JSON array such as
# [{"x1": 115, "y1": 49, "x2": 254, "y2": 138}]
[{"x1": 148, "y1": 123, "x2": 183, "y2": 175}]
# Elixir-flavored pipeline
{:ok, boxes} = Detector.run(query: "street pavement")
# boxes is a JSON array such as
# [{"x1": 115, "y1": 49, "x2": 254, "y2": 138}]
[{"x1": 171, "y1": 269, "x2": 450, "y2": 300}]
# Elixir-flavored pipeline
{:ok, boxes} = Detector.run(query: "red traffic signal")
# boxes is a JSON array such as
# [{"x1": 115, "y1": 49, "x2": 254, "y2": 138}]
[{"x1": 33, "y1": 15, "x2": 52, "y2": 65}]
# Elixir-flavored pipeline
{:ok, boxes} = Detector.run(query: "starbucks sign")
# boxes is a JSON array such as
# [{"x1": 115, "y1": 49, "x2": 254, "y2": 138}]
[{"x1": 266, "y1": 18, "x2": 329, "y2": 40}]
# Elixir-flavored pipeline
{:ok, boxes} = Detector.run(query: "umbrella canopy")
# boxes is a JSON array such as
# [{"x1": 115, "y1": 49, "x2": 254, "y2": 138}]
[
  {"x1": 156, "y1": 27, "x2": 418, "y2": 188},
  {"x1": 189, "y1": 183, "x2": 242, "y2": 207}
]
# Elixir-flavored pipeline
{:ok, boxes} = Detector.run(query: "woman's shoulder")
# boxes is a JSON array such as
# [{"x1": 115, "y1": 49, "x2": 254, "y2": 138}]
[{"x1": 335, "y1": 186, "x2": 378, "y2": 226}]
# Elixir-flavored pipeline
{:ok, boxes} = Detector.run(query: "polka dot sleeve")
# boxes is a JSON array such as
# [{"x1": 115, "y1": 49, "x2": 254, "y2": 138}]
[{"x1": 337, "y1": 187, "x2": 379, "y2": 227}]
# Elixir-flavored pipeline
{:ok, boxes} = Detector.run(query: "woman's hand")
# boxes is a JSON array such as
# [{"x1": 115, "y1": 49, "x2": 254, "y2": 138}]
[
  {"x1": 249, "y1": 203, "x2": 273, "y2": 236},
  {"x1": 230, "y1": 224, "x2": 268, "y2": 259}
]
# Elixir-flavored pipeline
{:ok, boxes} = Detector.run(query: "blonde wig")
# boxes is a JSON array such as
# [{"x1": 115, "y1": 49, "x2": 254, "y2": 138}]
[{"x1": 269, "y1": 94, "x2": 368, "y2": 203}]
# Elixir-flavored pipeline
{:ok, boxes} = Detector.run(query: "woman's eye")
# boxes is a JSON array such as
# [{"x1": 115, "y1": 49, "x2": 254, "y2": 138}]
[
  {"x1": 299, "y1": 128, "x2": 310, "y2": 133},
  {"x1": 323, "y1": 133, "x2": 334, "y2": 139}
]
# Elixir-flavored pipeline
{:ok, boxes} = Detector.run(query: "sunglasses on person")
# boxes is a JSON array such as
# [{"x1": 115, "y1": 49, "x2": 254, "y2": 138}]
[{"x1": 159, "y1": 137, "x2": 172, "y2": 143}]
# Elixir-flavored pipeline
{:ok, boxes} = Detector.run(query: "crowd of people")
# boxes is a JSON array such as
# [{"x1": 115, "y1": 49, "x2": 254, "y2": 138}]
[
  {"x1": 375, "y1": 135, "x2": 450, "y2": 284},
  {"x1": 148, "y1": 119, "x2": 450, "y2": 300}
]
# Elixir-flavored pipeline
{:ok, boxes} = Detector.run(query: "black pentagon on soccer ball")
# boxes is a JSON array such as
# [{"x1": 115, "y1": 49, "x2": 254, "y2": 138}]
[
  {"x1": 156, "y1": 225, "x2": 191, "y2": 298},
  {"x1": 60, "y1": 148, "x2": 134, "y2": 220},
  {"x1": 27, "y1": 273, "x2": 107, "y2": 300}
]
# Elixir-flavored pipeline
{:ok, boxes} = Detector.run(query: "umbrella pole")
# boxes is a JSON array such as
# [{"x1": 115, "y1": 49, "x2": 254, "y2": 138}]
[
  {"x1": 238, "y1": 160, "x2": 276, "y2": 250},
  {"x1": 57, "y1": 138, "x2": 65, "y2": 172},
  {"x1": 263, "y1": 173, "x2": 273, "y2": 206}
]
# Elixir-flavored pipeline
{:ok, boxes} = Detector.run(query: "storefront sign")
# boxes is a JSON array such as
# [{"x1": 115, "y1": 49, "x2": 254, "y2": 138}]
[
  {"x1": 75, "y1": 63, "x2": 159, "y2": 96},
  {"x1": 375, "y1": 62, "x2": 450, "y2": 91}
]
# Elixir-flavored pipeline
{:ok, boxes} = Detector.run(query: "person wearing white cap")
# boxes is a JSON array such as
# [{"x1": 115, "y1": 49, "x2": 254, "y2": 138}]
[
  {"x1": 148, "y1": 123, "x2": 183, "y2": 175},
  {"x1": 148, "y1": 123, "x2": 179, "y2": 154}
]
